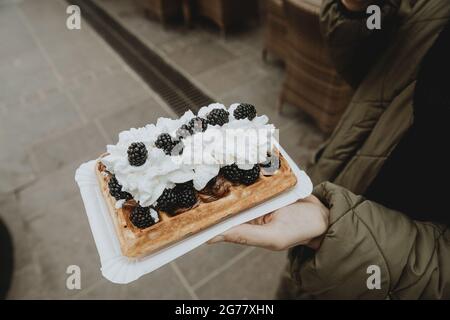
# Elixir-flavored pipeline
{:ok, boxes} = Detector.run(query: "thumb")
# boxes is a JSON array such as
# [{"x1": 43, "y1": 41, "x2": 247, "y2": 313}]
[{"x1": 208, "y1": 223, "x2": 283, "y2": 250}]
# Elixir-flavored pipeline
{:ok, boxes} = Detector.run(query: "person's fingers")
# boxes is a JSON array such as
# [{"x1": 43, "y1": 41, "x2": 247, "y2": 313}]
[
  {"x1": 208, "y1": 235, "x2": 225, "y2": 244},
  {"x1": 248, "y1": 213, "x2": 274, "y2": 225},
  {"x1": 209, "y1": 223, "x2": 284, "y2": 250},
  {"x1": 248, "y1": 217, "x2": 264, "y2": 225},
  {"x1": 262, "y1": 212, "x2": 274, "y2": 224}
]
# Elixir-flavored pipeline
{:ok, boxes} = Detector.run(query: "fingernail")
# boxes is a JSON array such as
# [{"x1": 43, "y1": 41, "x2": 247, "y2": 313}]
[{"x1": 208, "y1": 235, "x2": 224, "y2": 244}]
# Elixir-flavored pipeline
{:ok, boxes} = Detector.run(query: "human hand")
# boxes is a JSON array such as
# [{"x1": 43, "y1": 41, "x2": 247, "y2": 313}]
[{"x1": 208, "y1": 195, "x2": 330, "y2": 251}]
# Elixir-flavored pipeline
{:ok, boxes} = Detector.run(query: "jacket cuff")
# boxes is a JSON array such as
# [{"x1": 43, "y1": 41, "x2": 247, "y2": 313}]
[
  {"x1": 288, "y1": 182, "x2": 449, "y2": 299},
  {"x1": 288, "y1": 182, "x2": 390, "y2": 299}
]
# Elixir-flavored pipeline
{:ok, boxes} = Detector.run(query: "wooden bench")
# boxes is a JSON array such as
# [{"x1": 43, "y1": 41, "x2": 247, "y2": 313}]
[
  {"x1": 139, "y1": 0, "x2": 183, "y2": 25},
  {"x1": 184, "y1": 0, "x2": 259, "y2": 37},
  {"x1": 280, "y1": 0, "x2": 353, "y2": 133},
  {"x1": 263, "y1": 0, "x2": 289, "y2": 63}
]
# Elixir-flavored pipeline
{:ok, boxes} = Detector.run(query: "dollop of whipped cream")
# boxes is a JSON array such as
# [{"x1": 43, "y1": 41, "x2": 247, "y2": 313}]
[
  {"x1": 149, "y1": 207, "x2": 159, "y2": 223},
  {"x1": 101, "y1": 122, "x2": 194, "y2": 207},
  {"x1": 101, "y1": 103, "x2": 275, "y2": 207}
]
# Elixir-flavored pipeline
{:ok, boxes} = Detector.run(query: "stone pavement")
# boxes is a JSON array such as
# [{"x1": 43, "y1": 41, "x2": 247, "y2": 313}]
[{"x1": 0, "y1": 0, "x2": 325, "y2": 299}]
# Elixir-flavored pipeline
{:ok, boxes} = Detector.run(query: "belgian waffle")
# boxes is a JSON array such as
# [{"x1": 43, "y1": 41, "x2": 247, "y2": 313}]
[{"x1": 95, "y1": 150, "x2": 297, "y2": 258}]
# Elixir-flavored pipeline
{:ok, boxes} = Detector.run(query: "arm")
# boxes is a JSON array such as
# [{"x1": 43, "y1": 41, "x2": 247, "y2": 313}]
[
  {"x1": 210, "y1": 182, "x2": 450, "y2": 299},
  {"x1": 290, "y1": 182, "x2": 450, "y2": 299},
  {"x1": 320, "y1": 0, "x2": 401, "y2": 87}
]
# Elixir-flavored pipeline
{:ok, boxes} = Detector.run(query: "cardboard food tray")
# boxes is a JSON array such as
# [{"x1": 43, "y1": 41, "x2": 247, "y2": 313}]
[{"x1": 75, "y1": 142, "x2": 313, "y2": 284}]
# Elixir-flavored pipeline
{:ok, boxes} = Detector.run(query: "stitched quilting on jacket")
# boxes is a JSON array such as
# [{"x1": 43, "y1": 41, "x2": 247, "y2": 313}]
[{"x1": 285, "y1": 0, "x2": 450, "y2": 299}]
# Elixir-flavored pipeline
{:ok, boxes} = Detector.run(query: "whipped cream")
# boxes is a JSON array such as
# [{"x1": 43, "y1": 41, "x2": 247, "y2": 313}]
[
  {"x1": 156, "y1": 110, "x2": 196, "y2": 137},
  {"x1": 101, "y1": 103, "x2": 276, "y2": 207},
  {"x1": 101, "y1": 120, "x2": 194, "y2": 207},
  {"x1": 221, "y1": 115, "x2": 274, "y2": 169},
  {"x1": 149, "y1": 207, "x2": 160, "y2": 223},
  {"x1": 197, "y1": 103, "x2": 227, "y2": 119}
]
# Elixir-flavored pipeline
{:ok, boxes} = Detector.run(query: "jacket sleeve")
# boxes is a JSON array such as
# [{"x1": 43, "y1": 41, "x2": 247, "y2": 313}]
[
  {"x1": 320, "y1": 0, "x2": 401, "y2": 87},
  {"x1": 288, "y1": 182, "x2": 450, "y2": 299}
]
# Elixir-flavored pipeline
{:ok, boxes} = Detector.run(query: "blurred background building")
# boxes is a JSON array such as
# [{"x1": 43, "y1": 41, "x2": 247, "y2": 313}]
[{"x1": 0, "y1": 0, "x2": 351, "y2": 299}]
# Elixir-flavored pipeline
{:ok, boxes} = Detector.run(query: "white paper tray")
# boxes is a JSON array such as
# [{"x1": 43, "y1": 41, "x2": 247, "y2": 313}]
[{"x1": 75, "y1": 143, "x2": 313, "y2": 284}]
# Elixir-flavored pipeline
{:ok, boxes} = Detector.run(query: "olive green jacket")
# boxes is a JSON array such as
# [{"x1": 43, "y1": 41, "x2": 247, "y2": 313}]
[{"x1": 287, "y1": 0, "x2": 450, "y2": 299}]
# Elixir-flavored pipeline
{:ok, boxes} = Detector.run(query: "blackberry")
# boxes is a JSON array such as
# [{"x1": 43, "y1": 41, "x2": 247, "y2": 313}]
[
  {"x1": 127, "y1": 142, "x2": 147, "y2": 166},
  {"x1": 206, "y1": 109, "x2": 229, "y2": 126},
  {"x1": 234, "y1": 103, "x2": 257, "y2": 120},
  {"x1": 177, "y1": 180, "x2": 194, "y2": 188},
  {"x1": 108, "y1": 175, "x2": 132, "y2": 201},
  {"x1": 260, "y1": 153, "x2": 280, "y2": 170},
  {"x1": 259, "y1": 159, "x2": 271, "y2": 168},
  {"x1": 240, "y1": 165, "x2": 260, "y2": 185},
  {"x1": 170, "y1": 140, "x2": 184, "y2": 156},
  {"x1": 260, "y1": 153, "x2": 274, "y2": 168},
  {"x1": 156, "y1": 188, "x2": 177, "y2": 213},
  {"x1": 221, "y1": 164, "x2": 242, "y2": 183},
  {"x1": 176, "y1": 124, "x2": 193, "y2": 140},
  {"x1": 155, "y1": 133, "x2": 174, "y2": 155},
  {"x1": 130, "y1": 205, "x2": 156, "y2": 229},
  {"x1": 188, "y1": 117, "x2": 208, "y2": 133},
  {"x1": 174, "y1": 183, "x2": 197, "y2": 208}
]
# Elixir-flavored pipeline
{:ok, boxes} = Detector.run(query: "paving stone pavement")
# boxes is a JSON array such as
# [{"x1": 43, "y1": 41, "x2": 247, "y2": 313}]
[{"x1": 1, "y1": 0, "x2": 325, "y2": 299}]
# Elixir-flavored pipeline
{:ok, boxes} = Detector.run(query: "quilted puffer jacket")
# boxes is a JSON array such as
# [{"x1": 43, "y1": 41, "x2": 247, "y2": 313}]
[{"x1": 282, "y1": 0, "x2": 450, "y2": 299}]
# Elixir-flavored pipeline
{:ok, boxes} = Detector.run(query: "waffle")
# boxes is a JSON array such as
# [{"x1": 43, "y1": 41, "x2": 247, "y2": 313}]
[{"x1": 96, "y1": 150, "x2": 297, "y2": 258}]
